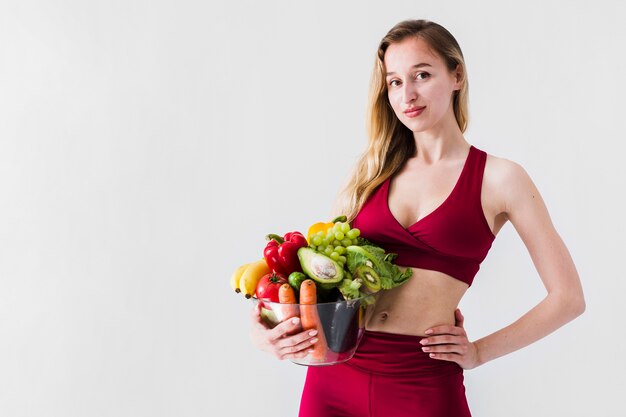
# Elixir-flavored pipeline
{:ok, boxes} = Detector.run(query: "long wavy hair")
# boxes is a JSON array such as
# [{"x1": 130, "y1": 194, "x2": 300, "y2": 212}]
[{"x1": 337, "y1": 19, "x2": 470, "y2": 222}]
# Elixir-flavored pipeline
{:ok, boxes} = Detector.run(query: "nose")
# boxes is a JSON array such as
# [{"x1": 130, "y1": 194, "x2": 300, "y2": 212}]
[{"x1": 402, "y1": 82, "x2": 417, "y2": 104}]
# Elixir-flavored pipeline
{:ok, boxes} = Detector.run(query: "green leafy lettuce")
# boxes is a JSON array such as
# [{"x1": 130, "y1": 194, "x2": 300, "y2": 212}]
[{"x1": 345, "y1": 245, "x2": 413, "y2": 290}]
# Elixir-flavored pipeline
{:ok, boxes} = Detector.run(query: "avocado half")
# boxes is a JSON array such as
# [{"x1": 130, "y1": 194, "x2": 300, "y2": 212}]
[{"x1": 297, "y1": 247, "x2": 344, "y2": 285}]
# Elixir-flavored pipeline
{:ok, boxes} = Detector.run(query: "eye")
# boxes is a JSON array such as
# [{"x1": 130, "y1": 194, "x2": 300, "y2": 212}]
[
  {"x1": 388, "y1": 79, "x2": 401, "y2": 87},
  {"x1": 416, "y1": 72, "x2": 430, "y2": 80}
]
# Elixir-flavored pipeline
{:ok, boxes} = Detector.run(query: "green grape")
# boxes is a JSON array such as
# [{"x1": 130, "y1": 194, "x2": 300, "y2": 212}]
[
  {"x1": 346, "y1": 229, "x2": 359, "y2": 239},
  {"x1": 341, "y1": 238, "x2": 352, "y2": 247},
  {"x1": 330, "y1": 251, "x2": 340, "y2": 261},
  {"x1": 318, "y1": 244, "x2": 327, "y2": 252},
  {"x1": 334, "y1": 231, "x2": 345, "y2": 241},
  {"x1": 340, "y1": 223, "x2": 350, "y2": 234},
  {"x1": 351, "y1": 238, "x2": 359, "y2": 246},
  {"x1": 338, "y1": 255, "x2": 347, "y2": 264},
  {"x1": 322, "y1": 236, "x2": 332, "y2": 246},
  {"x1": 326, "y1": 229, "x2": 334, "y2": 237},
  {"x1": 332, "y1": 223, "x2": 341, "y2": 232},
  {"x1": 310, "y1": 244, "x2": 317, "y2": 251},
  {"x1": 316, "y1": 231, "x2": 325, "y2": 238},
  {"x1": 335, "y1": 246, "x2": 346, "y2": 255},
  {"x1": 324, "y1": 246, "x2": 334, "y2": 255},
  {"x1": 312, "y1": 236, "x2": 323, "y2": 246}
]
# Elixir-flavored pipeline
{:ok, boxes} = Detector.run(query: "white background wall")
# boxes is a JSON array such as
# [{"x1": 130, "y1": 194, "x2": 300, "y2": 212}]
[{"x1": 1, "y1": 0, "x2": 624, "y2": 416}]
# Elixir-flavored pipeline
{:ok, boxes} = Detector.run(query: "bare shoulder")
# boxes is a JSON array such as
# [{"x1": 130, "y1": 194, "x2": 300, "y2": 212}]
[
  {"x1": 484, "y1": 152, "x2": 528, "y2": 188},
  {"x1": 483, "y1": 151, "x2": 538, "y2": 216},
  {"x1": 482, "y1": 153, "x2": 541, "y2": 225}
]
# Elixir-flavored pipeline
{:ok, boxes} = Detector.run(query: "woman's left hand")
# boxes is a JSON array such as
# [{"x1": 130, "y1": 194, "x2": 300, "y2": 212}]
[{"x1": 420, "y1": 308, "x2": 481, "y2": 369}]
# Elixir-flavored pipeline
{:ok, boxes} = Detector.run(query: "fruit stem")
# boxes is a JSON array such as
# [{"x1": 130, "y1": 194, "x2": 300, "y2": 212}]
[{"x1": 265, "y1": 234, "x2": 284, "y2": 244}]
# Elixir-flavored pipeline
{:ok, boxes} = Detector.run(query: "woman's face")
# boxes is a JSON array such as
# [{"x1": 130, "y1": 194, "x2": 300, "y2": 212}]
[{"x1": 384, "y1": 36, "x2": 461, "y2": 133}]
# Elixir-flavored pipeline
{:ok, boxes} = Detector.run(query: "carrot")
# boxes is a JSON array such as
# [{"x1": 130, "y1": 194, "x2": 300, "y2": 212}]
[
  {"x1": 299, "y1": 279, "x2": 328, "y2": 361},
  {"x1": 278, "y1": 283, "x2": 299, "y2": 323},
  {"x1": 279, "y1": 282, "x2": 297, "y2": 303}
]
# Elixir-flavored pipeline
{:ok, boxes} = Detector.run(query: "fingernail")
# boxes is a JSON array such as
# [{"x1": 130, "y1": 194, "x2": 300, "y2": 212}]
[
  {"x1": 308, "y1": 330, "x2": 318, "y2": 336},
  {"x1": 425, "y1": 329, "x2": 433, "y2": 335},
  {"x1": 307, "y1": 349, "x2": 314, "y2": 354},
  {"x1": 422, "y1": 346, "x2": 430, "y2": 352},
  {"x1": 291, "y1": 318, "x2": 300, "y2": 325},
  {"x1": 309, "y1": 338, "x2": 318, "y2": 344},
  {"x1": 420, "y1": 339, "x2": 428, "y2": 345},
  {"x1": 429, "y1": 353, "x2": 436, "y2": 358}
]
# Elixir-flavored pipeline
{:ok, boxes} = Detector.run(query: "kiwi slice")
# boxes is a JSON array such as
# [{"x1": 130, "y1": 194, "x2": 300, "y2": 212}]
[{"x1": 353, "y1": 265, "x2": 381, "y2": 292}]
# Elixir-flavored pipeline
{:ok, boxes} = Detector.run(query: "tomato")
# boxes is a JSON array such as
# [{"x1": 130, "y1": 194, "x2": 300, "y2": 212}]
[{"x1": 255, "y1": 272, "x2": 288, "y2": 303}]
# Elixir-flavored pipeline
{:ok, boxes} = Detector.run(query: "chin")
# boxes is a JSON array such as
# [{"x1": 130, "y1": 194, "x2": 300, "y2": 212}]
[{"x1": 403, "y1": 122, "x2": 431, "y2": 133}]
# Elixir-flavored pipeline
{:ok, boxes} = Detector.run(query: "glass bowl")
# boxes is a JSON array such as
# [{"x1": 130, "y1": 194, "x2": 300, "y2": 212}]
[{"x1": 253, "y1": 293, "x2": 377, "y2": 366}]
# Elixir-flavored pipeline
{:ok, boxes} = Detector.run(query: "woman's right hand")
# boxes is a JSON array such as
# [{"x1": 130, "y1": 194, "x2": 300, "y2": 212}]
[{"x1": 250, "y1": 303, "x2": 319, "y2": 360}]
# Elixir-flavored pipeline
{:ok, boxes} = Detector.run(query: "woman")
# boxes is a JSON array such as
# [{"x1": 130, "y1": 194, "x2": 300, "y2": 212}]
[{"x1": 250, "y1": 19, "x2": 585, "y2": 417}]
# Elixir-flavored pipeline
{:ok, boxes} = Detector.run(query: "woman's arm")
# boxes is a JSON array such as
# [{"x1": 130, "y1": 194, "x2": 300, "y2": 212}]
[{"x1": 421, "y1": 159, "x2": 585, "y2": 369}]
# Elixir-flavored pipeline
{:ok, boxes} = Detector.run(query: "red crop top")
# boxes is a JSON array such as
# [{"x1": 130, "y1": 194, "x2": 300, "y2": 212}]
[{"x1": 352, "y1": 145, "x2": 495, "y2": 286}]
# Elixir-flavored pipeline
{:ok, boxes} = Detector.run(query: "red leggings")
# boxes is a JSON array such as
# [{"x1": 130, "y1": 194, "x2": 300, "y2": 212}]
[{"x1": 298, "y1": 330, "x2": 471, "y2": 417}]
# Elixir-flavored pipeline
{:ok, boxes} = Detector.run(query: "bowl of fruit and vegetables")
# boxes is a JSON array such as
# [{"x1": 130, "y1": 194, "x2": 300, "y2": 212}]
[{"x1": 230, "y1": 216, "x2": 413, "y2": 366}]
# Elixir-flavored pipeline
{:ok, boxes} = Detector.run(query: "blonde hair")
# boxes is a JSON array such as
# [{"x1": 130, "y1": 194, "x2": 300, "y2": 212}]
[{"x1": 337, "y1": 19, "x2": 470, "y2": 222}]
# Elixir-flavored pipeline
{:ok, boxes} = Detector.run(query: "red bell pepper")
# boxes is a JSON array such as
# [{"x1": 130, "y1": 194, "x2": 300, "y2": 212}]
[{"x1": 263, "y1": 231, "x2": 308, "y2": 275}]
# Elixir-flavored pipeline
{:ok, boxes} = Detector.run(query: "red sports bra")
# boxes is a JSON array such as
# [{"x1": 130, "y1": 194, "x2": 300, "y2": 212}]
[{"x1": 352, "y1": 145, "x2": 495, "y2": 286}]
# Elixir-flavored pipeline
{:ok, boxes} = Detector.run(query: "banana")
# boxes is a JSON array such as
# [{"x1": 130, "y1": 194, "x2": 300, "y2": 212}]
[
  {"x1": 230, "y1": 263, "x2": 250, "y2": 293},
  {"x1": 239, "y1": 259, "x2": 271, "y2": 298}
]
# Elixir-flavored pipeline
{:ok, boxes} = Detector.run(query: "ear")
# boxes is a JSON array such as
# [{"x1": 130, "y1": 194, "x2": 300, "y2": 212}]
[{"x1": 453, "y1": 64, "x2": 464, "y2": 91}]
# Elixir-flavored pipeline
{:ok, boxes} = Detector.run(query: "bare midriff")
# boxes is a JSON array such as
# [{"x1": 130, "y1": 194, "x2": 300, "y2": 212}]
[{"x1": 365, "y1": 266, "x2": 469, "y2": 337}]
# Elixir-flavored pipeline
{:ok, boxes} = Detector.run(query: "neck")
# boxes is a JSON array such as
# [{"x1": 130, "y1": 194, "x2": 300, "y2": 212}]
[{"x1": 412, "y1": 116, "x2": 467, "y2": 164}]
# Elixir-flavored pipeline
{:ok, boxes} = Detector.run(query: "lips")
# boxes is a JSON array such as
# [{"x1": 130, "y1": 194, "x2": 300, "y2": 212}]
[{"x1": 404, "y1": 106, "x2": 425, "y2": 117}]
